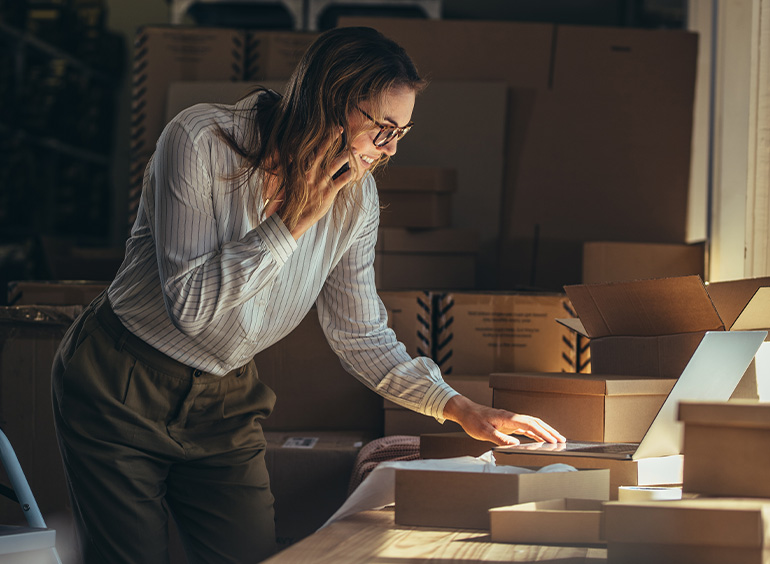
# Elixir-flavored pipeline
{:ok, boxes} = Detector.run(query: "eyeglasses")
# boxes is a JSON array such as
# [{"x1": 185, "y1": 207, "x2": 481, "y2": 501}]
[{"x1": 358, "y1": 108, "x2": 413, "y2": 147}]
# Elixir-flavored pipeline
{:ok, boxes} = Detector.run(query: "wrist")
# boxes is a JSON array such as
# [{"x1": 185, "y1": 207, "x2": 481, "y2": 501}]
[{"x1": 442, "y1": 394, "x2": 474, "y2": 423}]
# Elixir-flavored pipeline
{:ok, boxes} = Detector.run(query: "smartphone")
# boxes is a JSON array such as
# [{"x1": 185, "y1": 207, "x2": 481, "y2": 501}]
[{"x1": 331, "y1": 132, "x2": 349, "y2": 180}]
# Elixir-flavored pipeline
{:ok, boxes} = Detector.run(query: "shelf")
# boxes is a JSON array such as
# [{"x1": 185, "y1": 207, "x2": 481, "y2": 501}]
[{"x1": 0, "y1": 122, "x2": 110, "y2": 166}]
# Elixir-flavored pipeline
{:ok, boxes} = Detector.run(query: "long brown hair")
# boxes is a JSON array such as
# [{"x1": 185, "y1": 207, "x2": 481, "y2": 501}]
[{"x1": 220, "y1": 27, "x2": 426, "y2": 230}]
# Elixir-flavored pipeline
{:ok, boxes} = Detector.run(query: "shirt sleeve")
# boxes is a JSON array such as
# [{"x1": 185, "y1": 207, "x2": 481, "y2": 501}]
[
  {"x1": 151, "y1": 116, "x2": 298, "y2": 336},
  {"x1": 316, "y1": 176, "x2": 458, "y2": 422}
]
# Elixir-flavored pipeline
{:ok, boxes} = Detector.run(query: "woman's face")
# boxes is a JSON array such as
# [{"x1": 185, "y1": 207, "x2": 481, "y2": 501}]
[{"x1": 347, "y1": 85, "x2": 416, "y2": 178}]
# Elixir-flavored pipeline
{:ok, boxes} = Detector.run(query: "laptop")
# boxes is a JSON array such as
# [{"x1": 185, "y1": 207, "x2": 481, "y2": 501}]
[{"x1": 494, "y1": 330, "x2": 767, "y2": 461}]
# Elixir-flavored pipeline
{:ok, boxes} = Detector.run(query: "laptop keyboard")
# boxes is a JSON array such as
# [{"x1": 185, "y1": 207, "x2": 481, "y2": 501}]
[{"x1": 566, "y1": 442, "x2": 638, "y2": 454}]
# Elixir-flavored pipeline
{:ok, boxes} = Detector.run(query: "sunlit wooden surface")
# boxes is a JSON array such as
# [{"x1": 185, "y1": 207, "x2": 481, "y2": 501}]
[{"x1": 264, "y1": 508, "x2": 608, "y2": 563}]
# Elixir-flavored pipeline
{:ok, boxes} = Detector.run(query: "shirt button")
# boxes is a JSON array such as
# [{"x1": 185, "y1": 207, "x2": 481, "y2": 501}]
[{"x1": 193, "y1": 369, "x2": 203, "y2": 378}]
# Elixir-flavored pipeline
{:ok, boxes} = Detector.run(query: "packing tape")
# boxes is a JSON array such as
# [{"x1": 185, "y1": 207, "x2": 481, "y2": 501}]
[{"x1": 617, "y1": 486, "x2": 683, "y2": 502}]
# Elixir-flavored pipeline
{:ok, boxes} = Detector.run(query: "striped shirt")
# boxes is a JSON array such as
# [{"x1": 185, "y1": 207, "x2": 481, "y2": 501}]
[{"x1": 108, "y1": 94, "x2": 457, "y2": 421}]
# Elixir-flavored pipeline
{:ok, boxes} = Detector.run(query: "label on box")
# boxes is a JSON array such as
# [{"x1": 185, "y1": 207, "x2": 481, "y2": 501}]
[{"x1": 282, "y1": 437, "x2": 318, "y2": 449}]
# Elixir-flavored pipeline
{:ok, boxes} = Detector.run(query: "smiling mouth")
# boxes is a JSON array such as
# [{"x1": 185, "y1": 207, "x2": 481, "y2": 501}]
[{"x1": 359, "y1": 154, "x2": 377, "y2": 165}]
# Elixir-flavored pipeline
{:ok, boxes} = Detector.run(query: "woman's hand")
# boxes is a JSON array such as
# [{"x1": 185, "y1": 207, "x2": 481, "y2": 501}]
[
  {"x1": 442, "y1": 395, "x2": 566, "y2": 446},
  {"x1": 287, "y1": 130, "x2": 355, "y2": 240}
]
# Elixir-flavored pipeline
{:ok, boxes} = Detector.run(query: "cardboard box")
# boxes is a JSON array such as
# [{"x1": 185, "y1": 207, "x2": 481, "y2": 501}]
[
  {"x1": 253, "y1": 308, "x2": 383, "y2": 434},
  {"x1": 0, "y1": 306, "x2": 82, "y2": 524},
  {"x1": 265, "y1": 431, "x2": 369, "y2": 548},
  {"x1": 339, "y1": 18, "x2": 697, "y2": 290},
  {"x1": 560, "y1": 276, "x2": 723, "y2": 378},
  {"x1": 679, "y1": 401, "x2": 770, "y2": 498},
  {"x1": 494, "y1": 449, "x2": 684, "y2": 501},
  {"x1": 603, "y1": 498, "x2": 770, "y2": 564},
  {"x1": 8, "y1": 281, "x2": 108, "y2": 306},
  {"x1": 490, "y1": 498, "x2": 605, "y2": 545},
  {"x1": 375, "y1": 227, "x2": 478, "y2": 290},
  {"x1": 582, "y1": 241, "x2": 706, "y2": 284},
  {"x1": 244, "y1": 31, "x2": 317, "y2": 81},
  {"x1": 420, "y1": 431, "x2": 497, "y2": 460},
  {"x1": 394, "y1": 467, "x2": 609, "y2": 530},
  {"x1": 379, "y1": 290, "x2": 432, "y2": 359},
  {"x1": 376, "y1": 166, "x2": 456, "y2": 229},
  {"x1": 490, "y1": 373, "x2": 676, "y2": 442},
  {"x1": 384, "y1": 375, "x2": 492, "y2": 436},
  {"x1": 434, "y1": 292, "x2": 578, "y2": 375}
]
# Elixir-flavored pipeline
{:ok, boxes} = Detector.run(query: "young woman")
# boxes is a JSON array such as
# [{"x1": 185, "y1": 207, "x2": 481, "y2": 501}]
[{"x1": 51, "y1": 26, "x2": 564, "y2": 563}]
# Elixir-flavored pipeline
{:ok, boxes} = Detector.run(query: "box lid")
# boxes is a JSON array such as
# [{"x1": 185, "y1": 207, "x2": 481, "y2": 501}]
[
  {"x1": 560, "y1": 276, "x2": 724, "y2": 338},
  {"x1": 603, "y1": 498, "x2": 770, "y2": 548},
  {"x1": 678, "y1": 400, "x2": 770, "y2": 429},
  {"x1": 375, "y1": 166, "x2": 458, "y2": 193},
  {"x1": 707, "y1": 277, "x2": 770, "y2": 331},
  {"x1": 490, "y1": 372, "x2": 676, "y2": 396}
]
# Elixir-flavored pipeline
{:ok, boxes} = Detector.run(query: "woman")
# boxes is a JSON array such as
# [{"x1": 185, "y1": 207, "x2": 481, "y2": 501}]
[{"x1": 51, "y1": 26, "x2": 564, "y2": 563}]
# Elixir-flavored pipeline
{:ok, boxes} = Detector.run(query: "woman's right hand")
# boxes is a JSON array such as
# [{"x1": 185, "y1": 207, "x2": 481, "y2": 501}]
[{"x1": 287, "y1": 131, "x2": 354, "y2": 240}]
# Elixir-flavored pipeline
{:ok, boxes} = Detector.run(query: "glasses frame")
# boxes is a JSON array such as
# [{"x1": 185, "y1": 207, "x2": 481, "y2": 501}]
[{"x1": 358, "y1": 108, "x2": 413, "y2": 147}]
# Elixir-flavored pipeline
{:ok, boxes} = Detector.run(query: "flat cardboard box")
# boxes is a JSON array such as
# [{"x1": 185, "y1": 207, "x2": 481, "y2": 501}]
[
  {"x1": 265, "y1": 431, "x2": 370, "y2": 548},
  {"x1": 603, "y1": 498, "x2": 770, "y2": 564},
  {"x1": 679, "y1": 401, "x2": 770, "y2": 498},
  {"x1": 582, "y1": 241, "x2": 705, "y2": 284},
  {"x1": 494, "y1": 448, "x2": 683, "y2": 501},
  {"x1": 378, "y1": 290, "x2": 432, "y2": 359},
  {"x1": 384, "y1": 375, "x2": 492, "y2": 436},
  {"x1": 395, "y1": 467, "x2": 609, "y2": 530},
  {"x1": 8, "y1": 281, "x2": 108, "y2": 306},
  {"x1": 376, "y1": 166, "x2": 456, "y2": 229},
  {"x1": 490, "y1": 498, "x2": 605, "y2": 545},
  {"x1": 434, "y1": 292, "x2": 578, "y2": 375},
  {"x1": 338, "y1": 18, "x2": 697, "y2": 290},
  {"x1": 253, "y1": 308, "x2": 383, "y2": 434},
  {"x1": 490, "y1": 373, "x2": 676, "y2": 442},
  {"x1": 559, "y1": 276, "x2": 723, "y2": 378}
]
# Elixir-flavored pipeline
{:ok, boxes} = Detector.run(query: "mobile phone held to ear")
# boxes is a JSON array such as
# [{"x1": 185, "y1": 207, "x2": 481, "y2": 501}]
[
  {"x1": 332, "y1": 161, "x2": 350, "y2": 180},
  {"x1": 332, "y1": 131, "x2": 349, "y2": 180}
]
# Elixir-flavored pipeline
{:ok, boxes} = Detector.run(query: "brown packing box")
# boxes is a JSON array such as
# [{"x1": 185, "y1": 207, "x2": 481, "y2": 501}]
[
  {"x1": 378, "y1": 290, "x2": 432, "y2": 359},
  {"x1": 375, "y1": 227, "x2": 478, "y2": 291},
  {"x1": 0, "y1": 306, "x2": 83, "y2": 525},
  {"x1": 603, "y1": 498, "x2": 770, "y2": 564},
  {"x1": 582, "y1": 241, "x2": 706, "y2": 284},
  {"x1": 375, "y1": 166, "x2": 456, "y2": 229},
  {"x1": 8, "y1": 281, "x2": 108, "y2": 306},
  {"x1": 339, "y1": 18, "x2": 697, "y2": 290},
  {"x1": 490, "y1": 373, "x2": 676, "y2": 442},
  {"x1": 253, "y1": 308, "x2": 383, "y2": 434},
  {"x1": 264, "y1": 431, "x2": 370, "y2": 548},
  {"x1": 394, "y1": 467, "x2": 609, "y2": 530},
  {"x1": 383, "y1": 375, "x2": 493, "y2": 436},
  {"x1": 244, "y1": 31, "x2": 317, "y2": 81},
  {"x1": 434, "y1": 292, "x2": 578, "y2": 375},
  {"x1": 559, "y1": 276, "x2": 723, "y2": 378},
  {"x1": 679, "y1": 401, "x2": 770, "y2": 498},
  {"x1": 490, "y1": 498, "x2": 605, "y2": 545}
]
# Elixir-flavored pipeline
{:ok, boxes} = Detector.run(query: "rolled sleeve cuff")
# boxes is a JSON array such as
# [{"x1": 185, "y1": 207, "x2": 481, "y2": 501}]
[
  {"x1": 422, "y1": 381, "x2": 460, "y2": 424},
  {"x1": 254, "y1": 214, "x2": 297, "y2": 266}
]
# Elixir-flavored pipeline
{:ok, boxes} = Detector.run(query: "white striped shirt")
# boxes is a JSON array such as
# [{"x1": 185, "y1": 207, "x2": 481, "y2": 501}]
[{"x1": 108, "y1": 94, "x2": 456, "y2": 421}]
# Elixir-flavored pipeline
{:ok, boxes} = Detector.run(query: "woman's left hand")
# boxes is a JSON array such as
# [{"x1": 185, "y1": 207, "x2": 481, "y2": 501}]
[{"x1": 442, "y1": 395, "x2": 566, "y2": 446}]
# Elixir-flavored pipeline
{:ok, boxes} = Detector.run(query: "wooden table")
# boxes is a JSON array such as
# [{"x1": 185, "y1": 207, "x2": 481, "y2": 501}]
[{"x1": 264, "y1": 508, "x2": 608, "y2": 563}]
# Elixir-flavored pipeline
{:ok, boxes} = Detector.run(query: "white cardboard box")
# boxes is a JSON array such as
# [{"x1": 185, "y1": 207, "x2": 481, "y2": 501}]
[{"x1": 490, "y1": 498, "x2": 605, "y2": 545}]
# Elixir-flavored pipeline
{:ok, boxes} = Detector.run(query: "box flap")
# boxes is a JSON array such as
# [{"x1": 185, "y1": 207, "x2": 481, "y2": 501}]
[
  {"x1": 556, "y1": 317, "x2": 588, "y2": 337},
  {"x1": 707, "y1": 277, "x2": 770, "y2": 330},
  {"x1": 732, "y1": 287, "x2": 770, "y2": 331},
  {"x1": 678, "y1": 400, "x2": 770, "y2": 429},
  {"x1": 490, "y1": 372, "x2": 675, "y2": 396},
  {"x1": 564, "y1": 276, "x2": 724, "y2": 338}
]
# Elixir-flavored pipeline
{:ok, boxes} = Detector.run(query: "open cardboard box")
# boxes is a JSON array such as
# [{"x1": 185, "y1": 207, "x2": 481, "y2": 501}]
[
  {"x1": 394, "y1": 467, "x2": 609, "y2": 530},
  {"x1": 603, "y1": 498, "x2": 770, "y2": 564},
  {"x1": 490, "y1": 498, "x2": 605, "y2": 545},
  {"x1": 558, "y1": 276, "x2": 770, "y2": 390},
  {"x1": 490, "y1": 373, "x2": 675, "y2": 442},
  {"x1": 679, "y1": 401, "x2": 770, "y2": 498}
]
